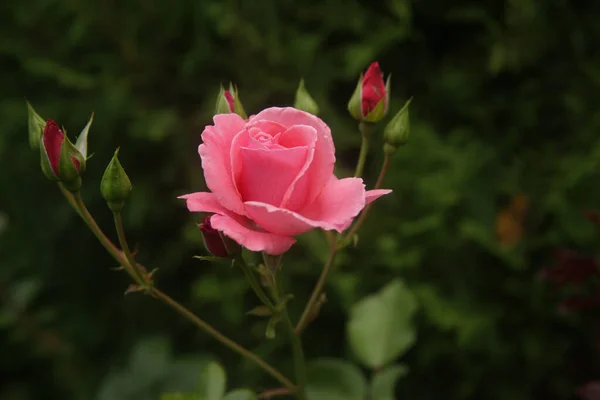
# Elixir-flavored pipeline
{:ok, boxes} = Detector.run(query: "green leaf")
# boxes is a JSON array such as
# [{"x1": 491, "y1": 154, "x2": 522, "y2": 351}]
[
  {"x1": 246, "y1": 306, "x2": 272, "y2": 317},
  {"x1": 371, "y1": 364, "x2": 408, "y2": 400},
  {"x1": 347, "y1": 279, "x2": 417, "y2": 369},
  {"x1": 75, "y1": 112, "x2": 93, "y2": 159},
  {"x1": 197, "y1": 362, "x2": 226, "y2": 400},
  {"x1": 194, "y1": 255, "x2": 228, "y2": 263},
  {"x1": 306, "y1": 358, "x2": 367, "y2": 400},
  {"x1": 222, "y1": 389, "x2": 257, "y2": 400}
]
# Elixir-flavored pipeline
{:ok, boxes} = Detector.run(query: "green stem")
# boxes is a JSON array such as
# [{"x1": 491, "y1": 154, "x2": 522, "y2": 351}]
[
  {"x1": 354, "y1": 122, "x2": 373, "y2": 178},
  {"x1": 63, "y1": 188, "x2": 295, "y2": 393},
  {"x1": 151, "y1": 287, "x2": 297, "y2": 393},
  {"x1": 273, "y1": 272, "x2": 307, "y2": 400},
  {"x1": 237, "y1": 257, "x2": 276, "y2": 312},
  {"x1": 113, "y1": 212, "x2": 147, "y2": 287},
  {"x1": 70, "y1": 191, "x2": 124, "y2": 264},
  {"x1": 295, "y1": 247, "x2": 337, "y2": 335},
  {"x1": 342, "y1": 151, "x2": 391, "y2": 247}
]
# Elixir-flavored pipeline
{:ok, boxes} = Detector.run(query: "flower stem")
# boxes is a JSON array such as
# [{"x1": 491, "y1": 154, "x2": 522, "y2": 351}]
[
  {"x1": 237, "y1": 257, "x2": 276, "y2": 312},
  {"x1": 69, "y1": 190, "x2": 124, "y2": 264},
  {"x1": 61, "y1": 186, "x2": 296, "y2": 393},
  {"x1": 273, "y1": 271, "x2": 307, "y2": 400},
  {"x1": 354, "y1": 134, "x2": 369, "y2": 178},
  {"x1": 295, "y1": 247, "x2": 337, "y2": 335},
  {"x1": 150, "y1": 287, "x2": 297, "y2": 393},
  {"x1": 343, "y1": 152, "x2": 391, "y2": 247},
  {"x1": 113, "y1": 212, "x2": 147, "y2": 287}
]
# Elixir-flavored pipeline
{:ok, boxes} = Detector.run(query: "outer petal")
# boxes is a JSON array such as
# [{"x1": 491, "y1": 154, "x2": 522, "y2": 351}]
[
  {"x1": 245, "y1": 177, "x2": 368, "y2": 235},
  {"x1": 250, "y1": 107, "x2": 335, "y2": 209},
  {"x1": 199, "y1": 113, "x2": 246, "y2": 215},
  {"x1": 210, "y1": 213, "x2": 296, "y2": 255},
  {"x1": 301, "y1": 177, "x2": 367, "y2": 231},
  {"x1": 365, "y1": 189, "x2": 392, "y2": 204},
  {"x1": 178, "y1": 192, "x2": 229, "y2": 214},
  {"x1": 245, "y1": 201, "x2": 331, "y2": 236}
]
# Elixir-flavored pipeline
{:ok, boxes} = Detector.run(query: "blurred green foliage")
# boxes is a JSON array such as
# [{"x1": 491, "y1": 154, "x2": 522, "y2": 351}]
[{"x1": 2, "y1": 0, "x2": 600, "y2": 399}]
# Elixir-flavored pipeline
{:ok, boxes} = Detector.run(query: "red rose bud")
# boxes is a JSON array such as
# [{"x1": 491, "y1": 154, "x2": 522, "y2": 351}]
[
  {"x1": 199, "y1": 216, "x2": 230, "y2": 257},
  {"x1": 348, "y1": 61, "x2": 390, "y2": 123},
  {"x1": 215, "y1": 84, "x2": 247, "y2": 119},
  {"x1": 40, "y1": 120, "x2": 85, "y2": 192}
]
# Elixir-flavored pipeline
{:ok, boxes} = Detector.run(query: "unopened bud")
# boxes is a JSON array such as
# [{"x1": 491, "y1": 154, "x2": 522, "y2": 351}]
[
  {"x1": 100, "y1": 149, "x2": 132, "y2": 212},
  {"x1": 294, "y1": 79, "x2": 319, "y2": 115},
  {"x1": 347, "y1": 62, "x2": 390, "y2": 123},
  {"x1": 40, "y1": 120, "x2": 86, "y2": 192},
  {"x1": 383, "y1": 98, "x2": 411, "y2": 155},
  {"x1": 199, "y1": 215, "x2": 240, "y2": 257},
  {"x1": 215, "y1": 84, "x2": 247, "y2": 119}
]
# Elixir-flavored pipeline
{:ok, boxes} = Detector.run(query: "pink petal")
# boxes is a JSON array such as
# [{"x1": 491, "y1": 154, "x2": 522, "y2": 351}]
[
  {"x1": 245, "y1": 119, "x2": 287, "y2": 136},
  {"x1": 365, "y1": 189, "x2": 392, "y2": 204},
  {"x1": 301, "y1": 177, "x2": 367, "y2": 232},
  {"x1": 199, "y1": 114, "x2": 246, "y2": 215},
  {"x1": 245, "y1": 201, "x2": 329, "y2": 236},
  {"x1": 210, "y1": 213, "x2": 296, "y2": 255},
  {"x1": 251, "y1": 107, "x2": 335, "y2": 209},
  {"x1": 231, "y1": 128, "x2": 309, "y2": 206},
  {"x1": 245, "y1": 177, "x2": 369, "y2": 235},
  {"x1": 178, "y1": 192, "x2": 229, "y2": 214}
]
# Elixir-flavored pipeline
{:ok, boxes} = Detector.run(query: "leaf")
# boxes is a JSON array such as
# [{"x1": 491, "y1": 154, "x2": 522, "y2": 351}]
[
  {"x1": 265, "y1": 314, "x2": 281, "y2": 339},
  {"x1": 197, "y1": 362, "x2": 226, "y2": 400},
  {"x1": 194, "y1": 255, "x2": 227, "y2": 263},
  {"x1": 246, "y1": 306, "x2": 272, "y2": 317},
  {"x1": 371, "y1": 364, "x2": 408, "y2": 400},
  {"x1": 347, "y1": 280, "x2": 417, "y2": 369},
  {"x1": 222, "y1": 389, "x2": 258, "y2": 400},
  {"x1": 75, "y1": 112, "x2": 94, "y2": 158},
  {"x1": 306, "y1": 358, "x2": 367, "y2": 400}
]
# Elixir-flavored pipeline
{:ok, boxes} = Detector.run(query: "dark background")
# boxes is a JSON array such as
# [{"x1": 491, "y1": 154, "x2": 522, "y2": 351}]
[{"x1": 2, "y1": 0, "x2": 600, "y2": 399}]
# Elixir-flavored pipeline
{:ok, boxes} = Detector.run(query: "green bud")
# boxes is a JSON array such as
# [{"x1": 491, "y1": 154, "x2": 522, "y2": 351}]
[
  {"x1": 347, "y1": 73, "x2": 364, "y2": 121},
  {"x1": 27, "y1": 102, "x2": 46, "y2": 150},
  {"x1": 215, "y1": 84, "x2": 248, "y2": 119},
  {"x1": 294, "y1": 79, "x2": 319, "y2": 115},
  {"x1": 100, "y1": 149, "x2": 132, "y2": 212},
  {"x1": 383, "y1": 98, "x2": 411, "y2": 154}
]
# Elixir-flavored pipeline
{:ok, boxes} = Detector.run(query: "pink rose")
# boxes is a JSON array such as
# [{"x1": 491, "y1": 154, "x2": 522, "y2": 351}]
[
  {"x1": 180, "y1": 107, "x2": 391, "y2": 255},
  {"x1": 42, "y1": 120, "x2": 81, "y2": 176}
]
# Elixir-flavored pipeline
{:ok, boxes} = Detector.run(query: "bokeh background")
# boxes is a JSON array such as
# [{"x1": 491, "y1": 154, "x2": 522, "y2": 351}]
[{"x1": 3, "y1": 0, "x2": 600, "y2": 399}]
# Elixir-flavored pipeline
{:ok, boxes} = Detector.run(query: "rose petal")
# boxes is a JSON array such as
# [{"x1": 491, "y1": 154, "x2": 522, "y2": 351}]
[
  {"x1": 210, "y1": 213, "x2": 296, "y2": 255},
  {"x1": 199, "y1": 114, "x2": 246, "y2": 215},
  {"x1": 251, "y1": 108, "x2": 335, "y2": 209},
  {"x1": 245, "y1": 177, "x2": 368, "y2": 235},
  {"x1": 301, "y1": 177, "x2": 367, "y2": 231},
  {"x1": 365, "y1": 189, "x2": 392, "y2": 204},
  {"x1": 178, "y1": 192, "x2": 229, "y2": 214},
  {"x1": 245, "y1": 201, "x2": 326, "y2": 236},
  {"x1": 235, "y1": 144, "x2": 308, "y2": 206}
]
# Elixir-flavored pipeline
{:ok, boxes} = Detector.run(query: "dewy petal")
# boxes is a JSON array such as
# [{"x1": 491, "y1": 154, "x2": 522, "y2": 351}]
[
  {"x1": 251, "y1": 107, "x2": 335, "y2": 208},
  {"x1": 210, "y1": 213, "x2": 296, "y2": 255},
  {"x1": 365, "y1": 189, "x2": 392, "y2": 204},
  {"x1": 199, "y1": 113, "x2": 246, "y2": 214},
  {"x1": 301, "y1": 177, "x2": 367, "y2": 232},
  {"x1": 178, "y1": 192, "x2": 230, "y2": 214}
]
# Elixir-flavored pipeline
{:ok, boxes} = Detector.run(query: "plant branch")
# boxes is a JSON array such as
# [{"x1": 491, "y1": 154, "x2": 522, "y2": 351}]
[
  {"x1": 295, "y1": 247, "x2": 337, "y2": 335},
  {"x1": 113, "y1": 212, "x2": 147, "y2": 287},
  {"x1": 151, "y1": 288, "x2": 297, "y2": 393},
  {"x1": 343, "y1": 151, "x2": 391, "y2": 247}
]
